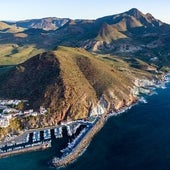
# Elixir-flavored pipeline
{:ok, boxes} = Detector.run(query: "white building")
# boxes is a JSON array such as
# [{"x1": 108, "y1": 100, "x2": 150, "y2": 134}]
[{"x1": 0, "y1": 117, "x2": 9, "y2": 128}]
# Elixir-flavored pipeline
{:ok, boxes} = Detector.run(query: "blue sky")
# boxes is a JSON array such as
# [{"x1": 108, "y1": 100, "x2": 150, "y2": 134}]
[{"x1": 0, "y1": 0, "x2": 170, "y2": 23}]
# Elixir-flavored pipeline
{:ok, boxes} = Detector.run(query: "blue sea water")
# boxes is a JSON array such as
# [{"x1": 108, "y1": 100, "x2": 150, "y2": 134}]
[{"x1": 0, "y1": 82, "x2": 170, "y2": 170}]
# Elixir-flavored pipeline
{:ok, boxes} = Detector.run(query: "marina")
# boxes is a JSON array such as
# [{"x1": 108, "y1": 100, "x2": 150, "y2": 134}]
[
  {"x1": 0, "y1": 120, "x2": 92, "y2": 159},
  {"x1": 54, "y1": 127, "x2": 63, "y2": 138},
  {"x1": 43, "y1": 129, "x2": 51, "y2": 140},
  {"x1": 0, "y1": 75, "x2": 168, "y2": 165}
]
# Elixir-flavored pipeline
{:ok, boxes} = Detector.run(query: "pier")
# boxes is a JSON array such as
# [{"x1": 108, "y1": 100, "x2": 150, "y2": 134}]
[
  {"x1": 43, "y1": 129, "x2": 51, "y2": 140},
  {"x1": 0, "y1": 120, "x2": 92, "y2": 158},
  {"x1": 32, "y1": 131, "x2": 40, "y2": 142},
  {"x1": 0, "y1": 140, "x2": 51, "y2": 158}
]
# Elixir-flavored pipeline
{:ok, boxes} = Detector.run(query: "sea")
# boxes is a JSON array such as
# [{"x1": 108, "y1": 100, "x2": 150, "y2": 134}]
[{"x1": 1, "y1": 80, "x2": 170, "y2": 170}]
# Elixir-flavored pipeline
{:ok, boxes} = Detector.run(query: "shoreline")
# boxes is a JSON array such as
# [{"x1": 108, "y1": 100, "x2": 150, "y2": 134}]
[
  {"x1": 0, "y1": 141, "x2": 51, "y2": 159},
  {"x1": 0, "y1": 74, "x2": 169, "y2": 167},
  {"x1": 51, "y1": 101, "x2": 137, "y2": 168},
  {"x1": 51, "y1": 113, "x2": 108, "y2": 168},
  {"x1": 51, "y1": 74, "x2": 170, "y2": 168}
]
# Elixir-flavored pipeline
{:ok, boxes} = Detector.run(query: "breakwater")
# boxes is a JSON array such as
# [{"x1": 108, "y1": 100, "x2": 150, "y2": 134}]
[
  {"x1": 51, "y1": 114, "x2": 107, "y2": 168},
  {"x1": 0, "y1": 76, "x2": 170, "y2": 170},
  {"x1": 0, "y1": 121, "x2": 91, "y2": 160},
  {"x1": 51, "y1": 75, "x2": 170, "y2": 168},
  {"x1": 0, "y1": 141, "x2": 51, "y2": 159}
]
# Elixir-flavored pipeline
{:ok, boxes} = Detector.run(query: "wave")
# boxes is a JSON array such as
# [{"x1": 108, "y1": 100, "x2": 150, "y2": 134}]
[
  {"x1": 161, "y1": 85, "x2": 167, "y2": 89},
  {"x1": 108, "y1": 104, "x2": 135, "y2": 118},
  {"x1": 149, "y1": 91, "x2": 158, "y2": 96},
  {"x1": 139, "y1": 97, "x2": 147, "y2": 104}
]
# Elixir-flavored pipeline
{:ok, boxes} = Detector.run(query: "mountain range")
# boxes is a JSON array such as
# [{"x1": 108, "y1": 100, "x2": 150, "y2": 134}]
[
  {"x1": 1, "y1": 8, "x2": 170, "y2": 66},
  {"x1": 0, "y1": 8, "x2": 170, "y2": 130}
]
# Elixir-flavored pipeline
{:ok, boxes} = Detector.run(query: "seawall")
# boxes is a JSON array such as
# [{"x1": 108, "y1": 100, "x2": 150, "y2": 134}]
[
  {"x1": 0, "y1": 142, "x2": 50, "y2": 159},
  {"x1": 51, "y1": 113, "x2": 107, "y2": 168}
]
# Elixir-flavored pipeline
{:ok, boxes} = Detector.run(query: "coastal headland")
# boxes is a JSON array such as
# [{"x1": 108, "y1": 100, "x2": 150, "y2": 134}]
[
  {"x1": 51, "y1": 74, "x2": 169, "y2": 168},
  {"x1": 0, "y1": 73, "x2": 168, "y2": 168},
  {"x1": 1, "y1": 8, "x2": 170, "y2": 169}
]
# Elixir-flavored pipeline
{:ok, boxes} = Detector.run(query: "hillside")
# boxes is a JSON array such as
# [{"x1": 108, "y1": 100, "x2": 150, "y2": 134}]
[
  {"x1": 0, "y1": 46, "x2": 155, "y2": 129},
  {"x1": 1, "y1": 8, "x2": 170, "y2": 68},
  {"x1": 96, "y1": 23, "x2": 127, "y2": 43},
  {"x1": 0, "y1": 44, "x2": 45, "y2": 65},
  {"x1": 5, "y1": 17, "x2": 70, "y2": 31},
  {"x1": 0, "y1": 8, "x2": 170, "y2": 130},
  {"x1": 0, "y1": 21, "x2": 24, "y2": 33}
]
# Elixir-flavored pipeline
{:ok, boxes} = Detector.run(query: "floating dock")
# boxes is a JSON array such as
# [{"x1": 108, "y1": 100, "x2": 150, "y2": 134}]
[{"x1": 43, "y1": 129, "x2": 51, "y2": 140}]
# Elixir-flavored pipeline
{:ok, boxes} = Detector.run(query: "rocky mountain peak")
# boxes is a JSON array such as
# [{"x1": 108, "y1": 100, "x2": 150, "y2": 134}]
[{"x1": 126, "y1": 8, "x2": 144, "y2": 18}]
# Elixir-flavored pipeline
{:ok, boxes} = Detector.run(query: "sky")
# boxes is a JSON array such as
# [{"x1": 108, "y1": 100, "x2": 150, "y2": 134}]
[{"x1": 0, "y1": 0, "x2": 170, "y2": 23}]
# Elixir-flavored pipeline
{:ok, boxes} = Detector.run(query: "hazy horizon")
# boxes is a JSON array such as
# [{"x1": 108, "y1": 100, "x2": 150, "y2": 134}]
[{"x1": 0, "y1": 0, "x2": 170, "y2": 24}]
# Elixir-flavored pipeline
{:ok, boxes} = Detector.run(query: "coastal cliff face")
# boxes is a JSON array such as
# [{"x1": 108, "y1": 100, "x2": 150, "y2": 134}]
[{"x1": 0, "y1": 46, "x2": 156, "y2": 129}]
